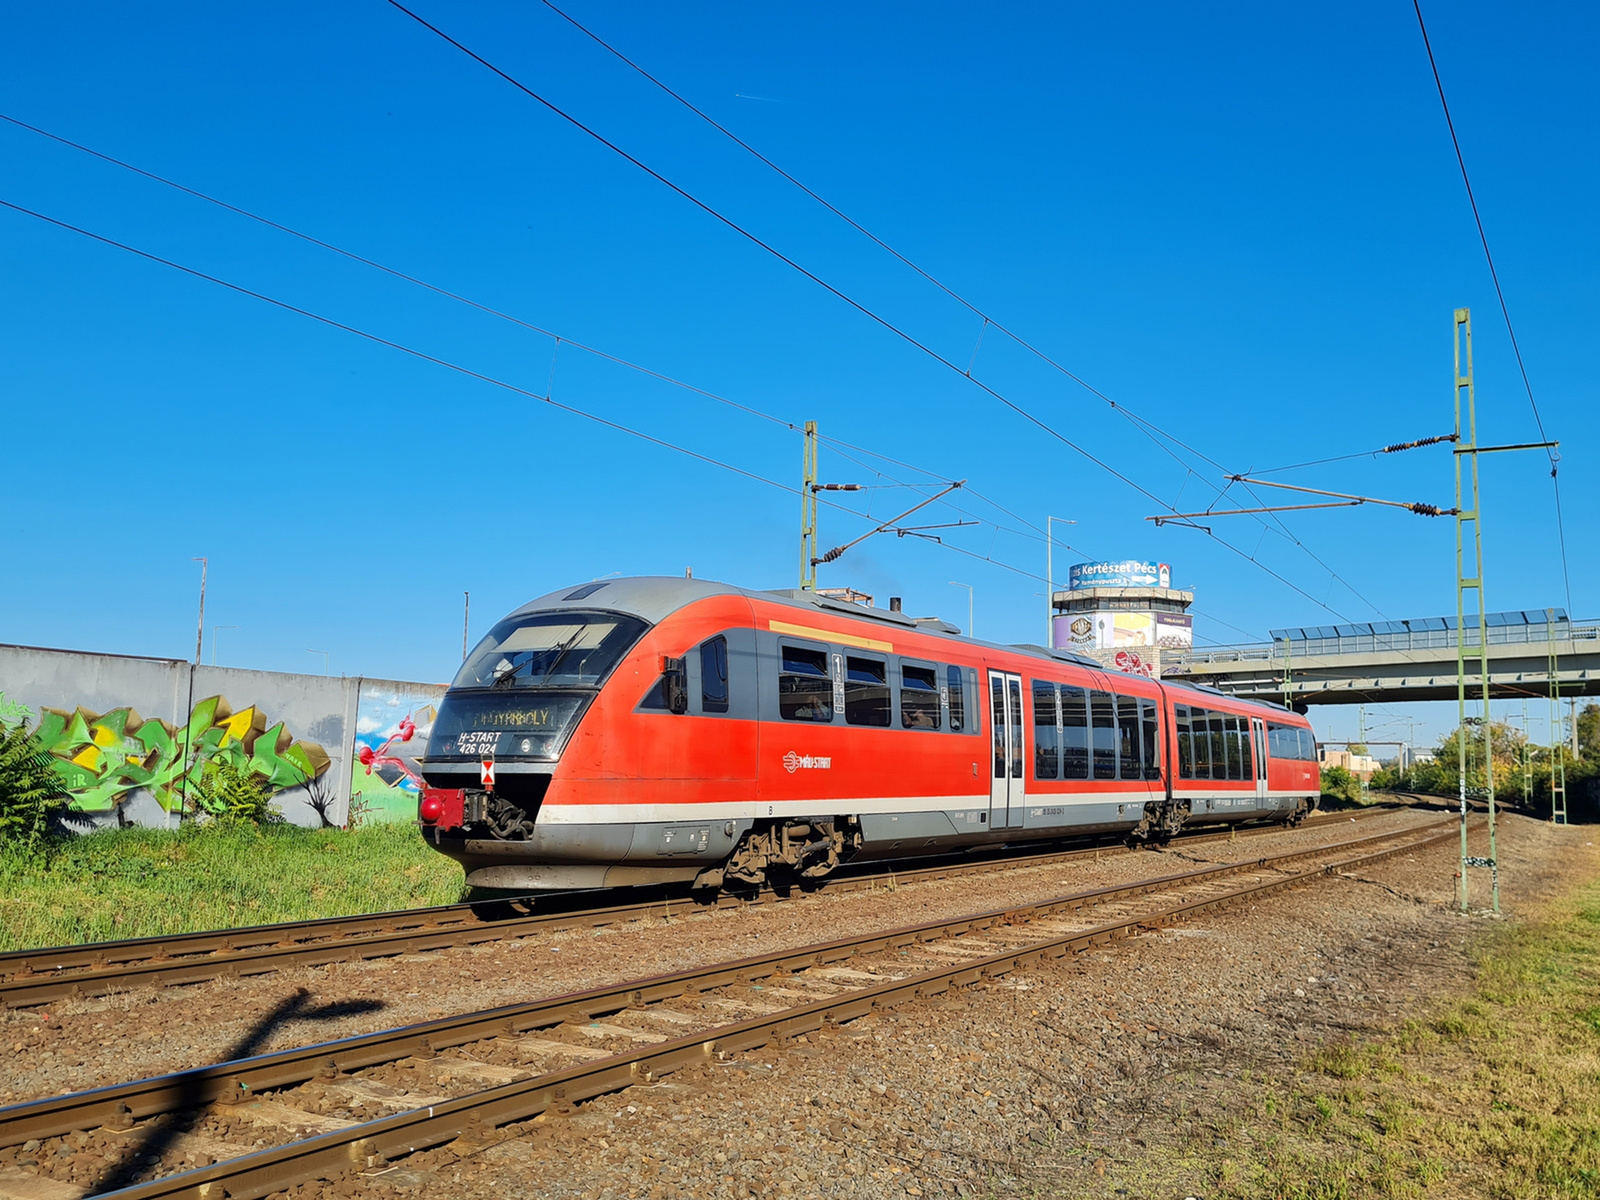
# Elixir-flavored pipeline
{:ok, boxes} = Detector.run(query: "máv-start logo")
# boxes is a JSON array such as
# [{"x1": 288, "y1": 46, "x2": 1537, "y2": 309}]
[{"x1": 783, "y1": 751, "x2": 833, "y2": 773}]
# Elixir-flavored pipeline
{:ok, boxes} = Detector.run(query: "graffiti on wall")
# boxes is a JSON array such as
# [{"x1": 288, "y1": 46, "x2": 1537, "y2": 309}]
[
  {"x1": 352, "y1": 688, "x2": 437, "y2": 822},
  {"x1": 13, "y1": 694, "x2": 330, "y2": 814}
]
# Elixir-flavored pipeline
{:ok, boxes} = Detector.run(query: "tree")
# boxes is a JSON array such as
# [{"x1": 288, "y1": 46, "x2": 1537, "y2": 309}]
[
  {"x1": 1403, "y1": 718, "x2": 1532, "y2": 803},
  {"x1": 1578, "y1": 703, "x2": 1598, "y2": 762}
]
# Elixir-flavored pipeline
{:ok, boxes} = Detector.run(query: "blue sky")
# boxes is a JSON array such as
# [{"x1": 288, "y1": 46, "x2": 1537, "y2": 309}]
[{"x1": 2, "y1": 1, "x2": 1594, "y2": 750}]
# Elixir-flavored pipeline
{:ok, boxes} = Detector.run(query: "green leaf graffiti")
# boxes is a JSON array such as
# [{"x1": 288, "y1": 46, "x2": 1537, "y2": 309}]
[{"x1": 31, "y1": 697, "x2": 331, "y2": 814}]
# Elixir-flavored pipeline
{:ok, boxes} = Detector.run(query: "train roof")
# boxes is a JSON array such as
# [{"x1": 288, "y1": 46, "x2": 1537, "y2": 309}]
[{"x1": 505, "y1": 576, "x2": 1303, "y2": 720}]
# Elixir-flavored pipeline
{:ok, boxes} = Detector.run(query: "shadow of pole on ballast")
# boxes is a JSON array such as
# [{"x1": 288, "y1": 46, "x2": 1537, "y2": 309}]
[{"x1": 91, "y1": 987, "x2": 386, "y2": 1194}]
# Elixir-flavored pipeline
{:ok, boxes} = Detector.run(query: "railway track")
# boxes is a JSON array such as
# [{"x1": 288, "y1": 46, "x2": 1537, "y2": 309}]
[
  {"x1": 0, "y1": 807, "x2": 1394, "y2": 1009},
  {"x1": 0, "y1": 814, "x2": 1457, "y2": 1199}
]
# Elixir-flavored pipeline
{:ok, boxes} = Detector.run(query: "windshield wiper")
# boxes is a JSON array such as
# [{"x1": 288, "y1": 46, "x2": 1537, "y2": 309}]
[
  {"x1": 493, "y1": 628, "x2": 585, "y2": 689},
  {"x1": 539, "y1": 628, "x2": 588, "y2": 682}
]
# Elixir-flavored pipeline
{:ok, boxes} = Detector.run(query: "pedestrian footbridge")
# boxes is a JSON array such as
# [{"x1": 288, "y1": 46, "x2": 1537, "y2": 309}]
[{"x1": 1163, "y1": 610, "x2": 1600, "y2": 707}]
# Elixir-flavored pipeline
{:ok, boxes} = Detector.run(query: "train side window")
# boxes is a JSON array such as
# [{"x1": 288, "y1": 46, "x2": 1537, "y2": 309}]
[
  {"x1": 1175, "y1": 705, "x2": 1193, "y2": 776},
  {"x1": 1033, "y1": 681, "x2": 1059, "y2": 779},
  {"x1": 900, "y1": 663, "x2": 941, "y2": 729},
  {"x1": 1090, "y1": 690, "x2": 1118, "y2": 779},
  {"x1": 1061, "y1": 686, "x2": 1089, "y2": 779},
  {"x1": 845, "y1": 656, "x2": 891, "y2": 727},
  {"x1": 1140, "y1": 699, "x2": 1161, "y2": 780},
  {"x1": 700, "y1": 636, "x2": 729, "y2": 714},
  {"x1": 1239, "y1": 717, "x2": 1254, "y2": 778},
  {"x1": 1222, "y1": 716, "x2": 1242, "y2": 779},
  {"x1": 969, "y1": 668, "x2": 982, "y2": 735},
  {"x1": 1271, "y1": 721, "x2": 1309, "y2": 760},
  {"x1": 947, "y1": 665, "x2": 966, "y2": 732},
  {"x1": 1116, "y1": 695, "x2": 1141, "y2": 780},
  {"x1": 1266, "y1": 722, "x2": 1283, "y2": 757},
  {"x1": 1208, "y1": 713, "x2": 1227, "y2": 779},
  {"x1": 1193, "y1": 710, "x2": 1207, "y2": 775},
  {"x1": 779, "y1": 644, "x2": 832, "y2": 722}
]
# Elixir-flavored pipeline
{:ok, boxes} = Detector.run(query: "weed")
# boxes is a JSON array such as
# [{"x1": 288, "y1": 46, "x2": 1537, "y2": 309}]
[{"x1": 1307, "y1": 1040, "x2": 1364, "y2": 1079}]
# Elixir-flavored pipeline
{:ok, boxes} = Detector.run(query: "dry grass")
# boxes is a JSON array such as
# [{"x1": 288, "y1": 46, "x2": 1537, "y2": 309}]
[{"x1": 1207, "y1": 887, "x2": 1600, "y2": 1199}]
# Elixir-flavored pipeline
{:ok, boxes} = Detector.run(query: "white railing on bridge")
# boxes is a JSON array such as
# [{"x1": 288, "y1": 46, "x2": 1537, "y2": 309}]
[{"x1": 1167, "y1": 618, "x2": 1600, "y2": 672}]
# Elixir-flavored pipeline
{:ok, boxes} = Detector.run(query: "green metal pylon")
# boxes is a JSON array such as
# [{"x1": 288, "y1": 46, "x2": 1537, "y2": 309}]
[
  {"x1": 1548, "y1": 608, "x2": 1568, "y2": 825},
  {"x1": 1454, "y1": 308, "x2": 1497, "y2": 913}
]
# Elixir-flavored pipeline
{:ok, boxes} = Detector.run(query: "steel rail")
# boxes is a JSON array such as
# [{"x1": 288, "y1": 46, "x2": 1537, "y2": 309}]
[
  {"x1": 77, "y1": 819, "x2": 1460, "y2": 1200},
  {"x1": 0, "y1": 815, "x2": 1447, "y2": 1150},
  {"x1": 0, "y1": 809, "x2": 1388, "y2": 1008}
]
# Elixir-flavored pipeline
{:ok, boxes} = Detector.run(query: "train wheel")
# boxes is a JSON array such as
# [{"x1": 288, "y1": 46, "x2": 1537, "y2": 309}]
[{"x1": 712, "y1": 818, "x2": 862, "y2": 891}]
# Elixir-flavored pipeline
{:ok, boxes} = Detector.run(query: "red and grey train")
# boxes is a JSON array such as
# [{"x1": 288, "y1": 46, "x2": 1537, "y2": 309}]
[{"x1": 417, "y1": 577, "x2": 1321, "y2": 890}]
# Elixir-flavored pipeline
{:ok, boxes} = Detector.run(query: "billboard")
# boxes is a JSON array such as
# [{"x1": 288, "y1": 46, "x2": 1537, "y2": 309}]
[
  {"x1": 1067, "y1": 561, "x2": 1171, "y2": 590},
  {"x1": 1053, "y1": 614, "x2": 1096, "y2": 649},
  {"x1": 1155, "y1": 612, "x2": 1193, "y2": 649},
  {"x1": 1096, "y1": 612, "x2": 1156, "y2": 648}
]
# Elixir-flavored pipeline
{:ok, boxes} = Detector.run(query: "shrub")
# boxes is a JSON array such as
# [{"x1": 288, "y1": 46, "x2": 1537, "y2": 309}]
[
  {"x1": 191, "y1": 757, "x2": 281, "y2": 826},
  {"x1": 0, "y1": 719, "x2": 75, "y2": 851},
  {"x1": 1321, "y1": 764, "x2": 1363, "y2": 806}
]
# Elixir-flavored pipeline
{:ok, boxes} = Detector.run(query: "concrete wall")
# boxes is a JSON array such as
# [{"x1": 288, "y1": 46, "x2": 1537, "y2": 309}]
[{"x1": 0, "y1": 643, "x2": 446, "y2": 829}]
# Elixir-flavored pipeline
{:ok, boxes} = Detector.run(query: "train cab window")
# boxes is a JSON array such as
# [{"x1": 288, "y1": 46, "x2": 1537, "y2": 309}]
[
  {"x1": 1061, "y1": 686, "x2": 1089, "y2": 779},
  {"x1": 1140, "y1": 699, "x2": 1161, "y2": 780},
  {"x1": 1222, "y1": 716, "x2": 1242, "y2": 779},
  {"x1": 1116, "y1": 695, "x2": 1141, "y2": 780},
  {"x1": 947, "y1": 665, "x2": 966, "y2": 732},
  {"x1": 1033, "y1": 681, "x2": 1059, "y2": 779},
  {"x1": 1239, "y1": 720, "x2": 1254, "y2": 778},
  {"x1": 779, "y1": 644, "x2": 833, "y2": 722},
  {"x1": 700, "y1": 636, "x2": 729, "y2": 714},
  {"x1": 1301, "y1": 728, "x2": 1317, "y2": 760},
  {"x1": 455, "y1": 610, "x2": 648, "y2": 689},
  {"x1": 845, "y1": 656, "x2": 891, "y2": 727},
  {"x1": 900, "y1": 663, "x2": 941, "y2": 729},
  {"x1": 1090, "y1": 690, "x2": 1118, "y2": 779}
]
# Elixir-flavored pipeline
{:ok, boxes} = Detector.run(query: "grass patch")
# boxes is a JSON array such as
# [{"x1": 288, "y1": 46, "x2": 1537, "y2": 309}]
[
  {"x1": 1208, "y1": 883, "x2": 1600, "y2": 1199},
  {"x1": 0, "y1": 823, "x2": 466, "y2": 952}
]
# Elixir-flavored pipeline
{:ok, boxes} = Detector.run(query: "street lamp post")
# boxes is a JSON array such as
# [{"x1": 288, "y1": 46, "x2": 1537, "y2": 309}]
[
  {"x1": 947, "y1": 581, "x2": 973, "y2": 638},
  {"x1": 1045, "y1": 516, "x2": 1075, "y2": 647},
  {"x1": 191, "y1": 557, "x2": 207, "y2": 665},
  {"x1": 308, "y1": 649, "x2": 330, "y2": 676}
]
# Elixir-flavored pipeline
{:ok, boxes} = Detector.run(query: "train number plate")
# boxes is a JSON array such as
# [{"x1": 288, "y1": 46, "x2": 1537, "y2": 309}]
[{"x1": 455, "y1": 731, "x2": 500, "y2": 755}]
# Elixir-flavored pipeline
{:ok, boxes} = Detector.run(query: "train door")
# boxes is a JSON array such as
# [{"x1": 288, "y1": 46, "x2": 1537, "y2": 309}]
[
  {"x1": 1251, "y1": 717, "x2": 1268, "y2": 805},
  {"x1": 988, "y1": 671, "x2": 1025, "y2": 829}
]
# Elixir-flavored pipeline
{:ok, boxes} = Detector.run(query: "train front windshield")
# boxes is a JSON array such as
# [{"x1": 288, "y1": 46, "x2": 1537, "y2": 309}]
[{"x1": 453, "y1": 611, "x2": 649, "y2": 690}]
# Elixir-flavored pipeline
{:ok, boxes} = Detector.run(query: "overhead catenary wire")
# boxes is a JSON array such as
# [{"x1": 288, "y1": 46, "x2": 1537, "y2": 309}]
[
  {"x1": 1411, "y1": 0, "x2": 1573, "y2": 613},
  {"x1": 3, "y1": 35, "x2": 1356, "y2": 633},
  {"x1": 2, "y1": 196, "x2": 1267, "y2": 645},
  {"x1": 384, "y1": 0, "x2": 1371, "y2": 627},
  {"x1": 1251, "y1": 433, "x2": 1459, "y2": 476},
  {"x1": 0, "y1": 109, "x2": 1110, "y2": 599},
  {"x1": 525, "y1": 0, "x2": 1391, "y2": 624}
]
